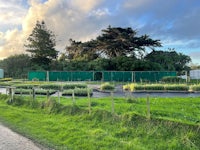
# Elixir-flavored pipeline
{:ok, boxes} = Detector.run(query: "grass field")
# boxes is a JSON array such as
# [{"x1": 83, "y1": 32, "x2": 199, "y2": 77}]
[{"x1": 0, "y1": 94, "x2": 200, "y2": 150}]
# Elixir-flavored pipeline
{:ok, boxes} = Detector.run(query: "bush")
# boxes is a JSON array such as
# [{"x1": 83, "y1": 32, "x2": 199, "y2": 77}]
[
  {"x1": 39, "y1": 84, "x2": 61, "y2": 90},
  {"x1": 164, "y1": 84, "x2": 189, "y2": 91},
  {"x1": 100, "y1": 82, "x2": 115, "y2": 91},
  {"x1": 144, "y1": 84, "x2": 165, "y2": 90},
  {"x1": 134, "y1": 85, "x2": 145, "y2": 90},
  {"x1": 15, "y1": 84, "x2": 37, "y2": 89},
  {"x1": 191, "y1": 85, "x2": 200, "y2": 91},
  {"x1": 161, "y1": 76, "x2": 183, "y2": 83},
  {"x1": 123, "y1": 83, "x2": 135, "y2": 91},
  {"x1": 62, "y1": 88, "x2": 92, "y2": 96},
  {"x1": 63, "y1": 83, "x2": 87, "y2": 90},
  {"x1": 14, "y1": 89, "x2": 57, "y2": 95},
  {"x1": 0, "y1": 78, "x2": 12, "y2": 82},
  {"x1": 134, "y1": 84, "x2": 164, "y2": 91}
]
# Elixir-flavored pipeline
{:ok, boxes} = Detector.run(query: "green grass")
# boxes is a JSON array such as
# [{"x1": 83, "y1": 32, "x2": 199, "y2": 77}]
[{"x1": 0, "y1": 94, "x2": 199, "y2": 149}]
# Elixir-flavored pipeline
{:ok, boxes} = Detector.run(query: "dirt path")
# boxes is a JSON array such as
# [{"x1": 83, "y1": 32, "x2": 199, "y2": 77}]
[{"x1": 0, "y1": 123, "x2": 43, "y2": 150}]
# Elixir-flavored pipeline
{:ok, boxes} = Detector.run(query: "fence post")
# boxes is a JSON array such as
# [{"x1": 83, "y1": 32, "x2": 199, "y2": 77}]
[
  {"x1": 111, "y1": 91, "x2": 114, "y2": 114},
  {"x1": 46, "y1": 90, "x2": 49, "y2": 100},
  {"x1": 146, "y1": 94, "x2": 150, "y2": 119},
  {"x1": 72, "y1": 90, "x2": 75, "y2": 105},
  {"x1": 88, "y1": 89, "x2": 91, "y2": 115},
  {"x1": 7, "y1": 87, "x2": 15, "y2": 102},
  {"x1": 58, "y1": 90, "x2": 60, "y2": 103},
  {"x1": 20, "y1": 88, "x2": 22, "y2": 97},
  {"x1": 32, "y1": 87, "x2": 35, "y2": 100}
]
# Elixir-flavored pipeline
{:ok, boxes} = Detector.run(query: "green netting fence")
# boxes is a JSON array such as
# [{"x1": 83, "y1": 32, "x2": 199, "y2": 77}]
[{"x1": 28, "y1": 71, "x2": 176, "y2": 82}]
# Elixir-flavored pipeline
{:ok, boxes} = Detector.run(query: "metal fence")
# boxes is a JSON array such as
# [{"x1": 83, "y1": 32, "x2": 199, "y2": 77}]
[{"x1": 28, "y1": 71, "x2": 176, "y2": 82}]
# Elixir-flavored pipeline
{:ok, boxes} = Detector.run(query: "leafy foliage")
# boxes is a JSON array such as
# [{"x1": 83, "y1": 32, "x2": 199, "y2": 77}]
[
  {"x1": 65, "y1": 26, "x2": 161, "y2": 60},
  {"x1": 0, "y1": 54, "x2": 31, "y2": 78},
  {"x1": 145, "y1": 49, "x2": 191, "y2": 73},
  {"x1": 25, "y1": 21, "x2": 58, "y2": 70},
  {"x1": 100, "y1": 82, "x2": 115, "y2": 91}
]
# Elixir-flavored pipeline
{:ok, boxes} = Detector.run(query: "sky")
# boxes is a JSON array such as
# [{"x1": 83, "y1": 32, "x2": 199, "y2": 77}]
[{"x1": 0, "y1": 0, "x2": 200, "y2": 65}]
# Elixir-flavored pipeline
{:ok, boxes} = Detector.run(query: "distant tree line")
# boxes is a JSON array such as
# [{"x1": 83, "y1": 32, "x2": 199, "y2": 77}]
[{"x1": 0, "y1": 21, "x2": 192, "y2": 78}]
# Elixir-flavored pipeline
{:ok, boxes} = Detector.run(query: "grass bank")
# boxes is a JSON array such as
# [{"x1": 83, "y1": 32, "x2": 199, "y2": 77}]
[{"x1": 0, "y1": 94, "x2": 199, "y2": 150}]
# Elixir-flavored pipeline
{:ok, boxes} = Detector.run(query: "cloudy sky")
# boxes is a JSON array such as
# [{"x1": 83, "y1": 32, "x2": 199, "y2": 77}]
[{"x1": 0, "y1": 0, "x2": 200, "y2": 64}]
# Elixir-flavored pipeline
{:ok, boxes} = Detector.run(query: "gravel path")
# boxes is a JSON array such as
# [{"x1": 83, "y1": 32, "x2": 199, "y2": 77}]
[{"x1": 0, "y1": 123, "x2": 43, "y2": 150}]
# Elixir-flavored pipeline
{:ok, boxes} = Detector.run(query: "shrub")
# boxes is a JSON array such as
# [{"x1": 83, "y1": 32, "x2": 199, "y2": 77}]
[
  {"x1": 39, "y1": 84, "x2": 61, "y2": 90},
  {"x1": 191, "y1": 85, "x2": 200, "y2": 91},
  {"x1": 161, "y1": 76, "x2": 183, "y2": 83},
  {"x1": 134, "y1": 85, "x2": 145, "y2": 90},
  {"x1": 63, "y1": 83, "x2": 87, "y2": 90},
  {"x1": 123, "y1": 83, "x2": 135, "y2": 91},
  {"x1": 0, "y1": 78, "x2": 12, "y2": 82},
  {"x1": 62, "y1": 88, "x2": 93, "y2": 96},
  {"x1": 100, "y1": 82, "x2": 115, "y2": 91},
  {"x1": 15, "y1": 84, "x2": 37, "y2": 89},
  {"x1": 134, "y1": 84, "x2": 164, "y2": 91},
  {"x1": 164, "y1": 84, "x2": 189, "y2": 91},
  {"x1": 14, "y1": 89, "x2": 57, "y2": 95},
  {"x1": 144, "y1": 84, "x2": 165, "y2": 90}
]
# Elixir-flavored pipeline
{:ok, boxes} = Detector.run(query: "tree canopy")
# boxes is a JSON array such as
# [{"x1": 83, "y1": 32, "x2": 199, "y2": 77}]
[
  {"x1": 65, "y1": 26, "x2": 162, "y2": 60},
  {"x1": 145, "y1": 49, "x2": 191, "y2": 72},
  {"x1": 25, "y1": 21, "x2": 58, "y2": 70}
]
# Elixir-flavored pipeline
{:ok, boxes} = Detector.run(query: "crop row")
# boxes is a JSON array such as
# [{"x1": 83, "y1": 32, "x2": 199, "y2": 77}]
[
  {"x1": 123, "y1": 83, "x2": 200, "y2": 92},
  {"x1": 14, "y1": 83, "x2": 87, "y2": 90},
  {"x1": 14, "y1": 88, "x2": 92, "y2": 97}
]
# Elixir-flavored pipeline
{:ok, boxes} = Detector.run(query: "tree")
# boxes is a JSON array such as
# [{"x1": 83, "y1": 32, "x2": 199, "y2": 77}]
[
  {"x1": 65, "y1": 39, "x2": 99, "y2": 61},
  {"x1": 25, "y1": 21, "x2": 58, "y2": 70},
  {"x1": 95, "y1": 26, "x2": 162, "y2": 58},
  {"x1": 64, "y1": 26, "x2": 161, "y2": 60},
  {"x1": 0, "y1": 54, "x2": 31, "y2": 78},
  {"x1": 145, "y1": 49, "x2": 191, "y2": 72}
]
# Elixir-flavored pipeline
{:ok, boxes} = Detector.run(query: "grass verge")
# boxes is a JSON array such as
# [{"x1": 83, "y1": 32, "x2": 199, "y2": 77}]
[{"x1": 0, "y1": 94, "x2": 199, "y2": 150}]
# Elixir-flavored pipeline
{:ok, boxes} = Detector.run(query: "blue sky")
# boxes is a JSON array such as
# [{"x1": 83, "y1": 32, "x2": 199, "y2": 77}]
[{"x1": 0, "y1": 0, "x2": 200, "y2": 65}]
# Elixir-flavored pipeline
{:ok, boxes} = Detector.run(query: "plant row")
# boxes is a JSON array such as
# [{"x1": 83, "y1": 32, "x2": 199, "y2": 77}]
[
  {"x1": 14, "y1": 88, "x2": 93, "y2": 97},
  {"x1": 123, "y1": 83, "x2": 200, "y2": 92},
  {"x1": 14, "y1": 83, "x2": 87, "y2": 90}
]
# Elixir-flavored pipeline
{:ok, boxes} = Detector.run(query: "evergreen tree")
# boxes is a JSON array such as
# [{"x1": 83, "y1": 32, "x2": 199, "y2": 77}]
[{"x1": 25, "y1": 21, "x2": 58, "y2": 70}]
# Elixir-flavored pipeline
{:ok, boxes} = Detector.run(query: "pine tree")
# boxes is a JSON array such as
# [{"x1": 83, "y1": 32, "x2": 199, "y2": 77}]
[{"x1": 25, "y1": 21, "x2": 58, "y2": 70}]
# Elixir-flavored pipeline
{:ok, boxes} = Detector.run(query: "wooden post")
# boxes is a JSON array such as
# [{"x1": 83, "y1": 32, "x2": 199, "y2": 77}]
[
  {"x1": 9, "y1": 87, "x2": 12, "y2": 102},
  {"x1": 46, "y1": 90, "x2": 49, "y2": 100},
  {"x1": 88, "y1": 89, "x2": 91, "y2": 115},
  {"x1": 32, "y1": 88, "x2": 35, "y2": 100},
  {"x1": 11, "y1": 88, "x2": 15, "y2": 102},
  {"x1": 20, "y1": 88, "x2": 22, "y2": 97},
  {"x1": 146, "y1": 94, "x2": 150, "y2": 119},
  {"x1": 72, "y1": 90, "x2": 75, "y2": 105},
  {"x1": 58, "y1": 90, "x2": 60, "y2": 103},
  {"x1": 111, "y1": 91, "x2": 114, "y2": 114},
  {"x1": 8, "y1": 87, "x2": 15, "y2": 102}
]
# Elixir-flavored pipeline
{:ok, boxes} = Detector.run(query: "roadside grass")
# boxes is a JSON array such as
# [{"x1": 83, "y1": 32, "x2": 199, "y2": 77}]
[{"x1": 0, "y1": 94, "x2": 200, "y2": 149}]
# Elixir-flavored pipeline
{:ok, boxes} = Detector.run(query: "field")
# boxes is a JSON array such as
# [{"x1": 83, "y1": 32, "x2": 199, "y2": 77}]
[{"x1": 0, "y1": 92, "x2": 200, "y2": 150}]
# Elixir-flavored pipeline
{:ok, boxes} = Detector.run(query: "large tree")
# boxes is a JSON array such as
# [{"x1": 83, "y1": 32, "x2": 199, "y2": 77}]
[
  {"x1": 145, "y1": 49, "x2": 191, "y2": 72},
  {"x1": 94, "y1": 26, "x2": 162, "y2": 58},
  {"x1": 65, "y1": 26, "x2": 162, "y2": 60},
  {"x1": 25, "y1": 21, "x2": 58, "y2": 70}
]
